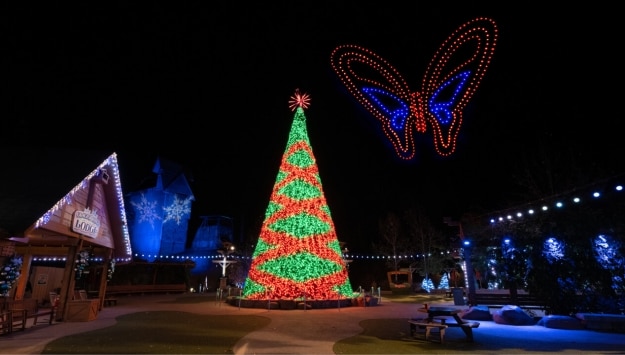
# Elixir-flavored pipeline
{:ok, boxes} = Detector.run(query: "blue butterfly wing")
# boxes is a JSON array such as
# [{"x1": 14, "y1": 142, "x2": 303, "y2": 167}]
[
  {"x1": 428, "y1": 71, "x2": 470, "y2": 125},
  {"x1": 330, "y1": 45, "x2": 420, "y2": 160},
  {"x1": 361, "y1": 87, "x2": 410, "y2": 132},
  {"x1": 421, "y1": 17, "x2": 498, "y2": 156}
]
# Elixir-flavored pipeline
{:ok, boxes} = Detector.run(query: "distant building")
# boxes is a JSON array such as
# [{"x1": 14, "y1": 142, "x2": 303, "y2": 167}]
[
  {"x1": 192, "y1": 215, "x2": 233, "y2": 252},
  {"x1": 123, "y1": 157, "x2": 234, "y2": 289},
  {"x1": 125, "y1": 157, "x2": 195, "y2": 261}
]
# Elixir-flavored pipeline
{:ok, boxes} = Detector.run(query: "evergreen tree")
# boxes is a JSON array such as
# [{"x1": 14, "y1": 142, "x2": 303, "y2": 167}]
[
  {"x1": 438, "y1": 272, "x2": 450, "y2": 290},
  {"x1": 421, "y1": 277, "x2": 435, "y2": 293},
  {"x1": 241, "y1": 90, "x2": 354, "y2": 300}
]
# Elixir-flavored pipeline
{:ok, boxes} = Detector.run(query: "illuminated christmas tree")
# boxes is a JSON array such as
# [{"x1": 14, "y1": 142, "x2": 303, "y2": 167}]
[
  {"x1": 241, "y1": 89, "x2": 354, "y2": 300},
  {"x1": 438, "y1": 273, "x2": 449, "y2": 290},
  {"x1": 421, "y1": 277, "x2": 435, "y2": 293}
]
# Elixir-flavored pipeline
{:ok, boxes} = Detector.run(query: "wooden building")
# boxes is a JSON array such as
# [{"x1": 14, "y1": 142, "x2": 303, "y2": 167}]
[{"x1": 1, "y1": 150, "x2": 132, "y2": 321}]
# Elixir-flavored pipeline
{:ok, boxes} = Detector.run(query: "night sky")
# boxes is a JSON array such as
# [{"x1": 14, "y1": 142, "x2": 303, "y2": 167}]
[{"x1": 6, "y1": 2, "x2": 624, "y2": 251}]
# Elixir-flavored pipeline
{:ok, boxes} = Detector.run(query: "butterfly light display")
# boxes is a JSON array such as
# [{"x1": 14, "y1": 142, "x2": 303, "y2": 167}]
[{"x1": 330, "y1": 17, "x2": 498, "y2": 160}]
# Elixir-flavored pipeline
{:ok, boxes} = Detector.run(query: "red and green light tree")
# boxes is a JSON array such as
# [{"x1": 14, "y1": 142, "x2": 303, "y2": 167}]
[{"x1": 241, "y1": 90, "x2": 354, "y2": 300}]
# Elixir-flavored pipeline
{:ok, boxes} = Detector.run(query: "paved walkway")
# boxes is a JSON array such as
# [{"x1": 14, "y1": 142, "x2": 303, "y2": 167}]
[{"x1": 1, "y1": 293, "x2": 625, "y2": 354}]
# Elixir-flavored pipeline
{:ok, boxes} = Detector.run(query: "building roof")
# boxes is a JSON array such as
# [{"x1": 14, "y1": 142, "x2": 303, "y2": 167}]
[{"x1": 0, "y1": 148, "x2": 132, "y2": 260}]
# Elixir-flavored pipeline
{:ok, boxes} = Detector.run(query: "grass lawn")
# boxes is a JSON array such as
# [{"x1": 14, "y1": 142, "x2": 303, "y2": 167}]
[
  {"x1": 42, "y1": 311, "x2": 271, "y2": 354},
  {"x1": 41, "y1": 292, "x2": 450, "y2": 354}
]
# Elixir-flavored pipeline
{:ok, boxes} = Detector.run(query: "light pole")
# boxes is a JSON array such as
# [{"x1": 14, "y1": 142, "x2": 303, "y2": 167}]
[
  {"x1": 463, "y1": 240, "x2": 476, "y2": 305},
  {"x1": 340, "y1": 242, "x2": 352, "y2": 269},
  {"x1": 212, "y1": 242, "x2": 237, "y2": 292},
  {"x1": 444, "y1": 218, "x2": 475, "y2": 305}
]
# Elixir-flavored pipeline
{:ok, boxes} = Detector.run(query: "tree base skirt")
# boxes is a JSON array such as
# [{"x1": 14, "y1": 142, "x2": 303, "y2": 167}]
[{"x1": 225, "y1": 296, "x2": 380, "y2": 309}]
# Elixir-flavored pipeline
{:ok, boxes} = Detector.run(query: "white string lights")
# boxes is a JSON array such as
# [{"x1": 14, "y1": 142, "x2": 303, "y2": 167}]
[{"x1": 488, "y1": 180, "x2": 624, "y2": 225}]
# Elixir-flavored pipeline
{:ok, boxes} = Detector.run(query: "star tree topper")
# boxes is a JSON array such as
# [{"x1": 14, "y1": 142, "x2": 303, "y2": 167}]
[{"x1": 288, "y1": 88, "x2": 311, "y2": 111}]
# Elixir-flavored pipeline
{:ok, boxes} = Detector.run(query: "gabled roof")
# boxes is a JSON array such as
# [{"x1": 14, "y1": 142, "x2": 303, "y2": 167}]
[
  {"x1": 152, "y1": 156, "x2": 195, "y2": 197},
  {"x1": 1, "y1": 148, "x2": 132, "y2": 260}
]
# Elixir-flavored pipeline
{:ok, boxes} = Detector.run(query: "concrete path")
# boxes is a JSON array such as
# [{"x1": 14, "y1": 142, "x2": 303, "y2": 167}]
[{"x1": 1, "y1": 293, "x2": 624, "y2": 354}]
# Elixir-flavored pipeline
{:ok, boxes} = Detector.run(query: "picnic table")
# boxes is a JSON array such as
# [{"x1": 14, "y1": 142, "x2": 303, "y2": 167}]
[{"x1": 421, "y1": 306, "x2": 480, "y2": 341}]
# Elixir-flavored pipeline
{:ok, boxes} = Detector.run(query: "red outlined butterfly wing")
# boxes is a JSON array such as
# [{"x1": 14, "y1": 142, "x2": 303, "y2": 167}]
[
  {"x1": 330, "y1": 45, "x2": 421, "y2": 160},
  {"x1": 421, "y1": 17, "x2": 498, "y2": 156}
]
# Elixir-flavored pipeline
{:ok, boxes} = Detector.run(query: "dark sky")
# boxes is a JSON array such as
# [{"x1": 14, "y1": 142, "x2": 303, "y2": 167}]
[{"x1": 6, "y1": 2, "x2": 625, "y2": 250}]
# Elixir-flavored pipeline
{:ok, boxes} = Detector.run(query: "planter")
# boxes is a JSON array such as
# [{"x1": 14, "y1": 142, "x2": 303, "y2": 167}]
[{"x1": 65, "y1": 299, "x2": 99, "y2": 322}]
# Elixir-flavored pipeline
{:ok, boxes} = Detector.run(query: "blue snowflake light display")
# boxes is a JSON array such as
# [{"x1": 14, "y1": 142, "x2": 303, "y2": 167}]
[{"x1": 127, "y1": 189, "x2": 194, "y2": 260}]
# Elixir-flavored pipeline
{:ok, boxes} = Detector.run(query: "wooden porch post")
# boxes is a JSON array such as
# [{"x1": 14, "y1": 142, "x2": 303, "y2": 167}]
[
  {"x1": 13, "y1": 253, "x2": 33, "y2": 301},
  {"x1": 96, "y1": 249, "x2": 113, "y2": 310},
  {"x1": 58, "y1": 242, "x2": 80, "y2": 321}
]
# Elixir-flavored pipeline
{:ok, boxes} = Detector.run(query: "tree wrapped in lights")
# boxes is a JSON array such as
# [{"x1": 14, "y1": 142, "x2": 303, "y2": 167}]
[
  {"x1": 74, "y1": 248, "x2": 92, "y2": 280},
  {"x1": 438, "y1": 272, "x2": 450, "y2": 290},
  {"x1": 242, "y1": 90, "x2": 354, "y2": 300},
  {"x1": 421, "y1": 277, "x2": 435, "y2": 293},
  {"x1": 0, "y1": 255, "x2": 22, "y2": 297}
]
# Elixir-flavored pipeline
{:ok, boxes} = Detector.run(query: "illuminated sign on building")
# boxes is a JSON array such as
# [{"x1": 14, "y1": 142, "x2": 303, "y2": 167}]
[{"x1": 72, "y1": 208, "x2": 101, "y2": 238}]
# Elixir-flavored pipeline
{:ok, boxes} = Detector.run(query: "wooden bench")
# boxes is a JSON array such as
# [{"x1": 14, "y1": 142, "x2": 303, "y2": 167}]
[
  {"x1": 1, "y1": 310, "x2": 12, "y2": 334},
  {"x1": 408, "y1": 319, "x2": 448, "y2": 343},
  {"x1": 7, "y1": 299, "x2": 55, "y2": 331},
  {"x1": 470, "y1": 293, "x2": 550, "y2": 313}
]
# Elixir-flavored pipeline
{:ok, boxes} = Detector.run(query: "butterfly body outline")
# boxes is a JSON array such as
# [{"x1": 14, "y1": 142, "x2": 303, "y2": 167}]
[{"x1": 330, "y1": 17, "x2": 498, "y2": 160}]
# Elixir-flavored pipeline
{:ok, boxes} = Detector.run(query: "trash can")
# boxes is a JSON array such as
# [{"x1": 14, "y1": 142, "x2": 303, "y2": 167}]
[{"x1": 452, "y1": 288, "x2": 465, "y2": 305}]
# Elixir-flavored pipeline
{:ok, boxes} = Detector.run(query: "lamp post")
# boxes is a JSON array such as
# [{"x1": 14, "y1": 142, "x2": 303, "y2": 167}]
[
  {"x1": 212, "y1": 242, "x2": 237, "y2": 292},
  {"x1": 340, "y1": 242, "x2": 352, "y2": 269},
  {"x1": 463, "y1": 240, "x2": 476, "y2": 302},
  {"x1": 444, "y1": 218, "x2": 475, "y2": 305},
  {"x1": 501, "y1": 237, "x2": 519, "y2": 302}
]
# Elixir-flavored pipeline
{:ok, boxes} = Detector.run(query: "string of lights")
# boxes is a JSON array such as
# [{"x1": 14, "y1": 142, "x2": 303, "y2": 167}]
[
  {"x1": 33, "y1": 251, "x2": 456, "y2": 264},
  {"x1": 487, "y1": 179, "x2": 624, "y2": 225},
  {"x1": 32, "y1": 176, "x2": 623, "y2": 266}
]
